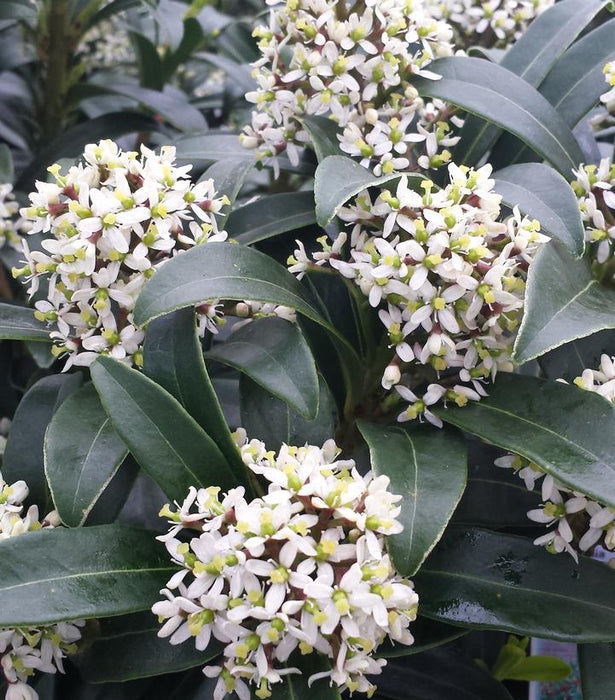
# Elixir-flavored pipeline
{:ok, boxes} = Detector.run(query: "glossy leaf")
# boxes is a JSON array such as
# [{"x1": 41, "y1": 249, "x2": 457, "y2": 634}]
[
  {"x1": 358, "y1": 421, "x2": 467, "y2": 576},
  {"x1": 493, "y1": 164, "x2": 584, "y2": 256},
  {"x1": 229, "y1": 191, "x2": 317, "y2": 246},
  {"x1": 0, "y1": 524, "x2": 176, "y2": 626},
  {"x1": 436, "y1": 373, "x2": 615, "y2": 508},
  {"x1": 540, "y1": 18, "x2": 615, "y2": 128},
  {"x1": 314, "y1": 155, "x2": 422, "y2": 227},
  {"x1": 207, "y1": 317, "x2": 319, "y2": 419},
  {"x1": 91, "y1": 356, "x2": 241, "y2": 502},
  {"x1": 302, "y1": 115, "x2": 342, "y2": 162},
  {"x1": 0, "y1": 302, "x2": 52, "y2": 342},
  {"x1": 44, "y1": 383, "x2": 128, "y2": 528},
  {"x1": 143, "y1": 308, "x2": 245, "y2": 481},
  {"x1": 376, "y1": 617, "x2": 468, "y2": 658},
  {"x1": 579, "y1": 643, "x2": 615, "y2": 699},
  {"x1": 415, "y1": 57, "x2": 583, "y2": 176},
  {"x1": 514, "y1": 244, "x2": 615, "y2": 363},
  {"x1": 240, "y1": 373, "x2": 336, "y2": 452},
  {"x1": 201, "y1": 158, "x2": 253, "y2": 227},
  {"x1": 76, "y1": 613, "x2": 221, "y2": 683},
  {"x1": 416, "y1": 527, "x2": 615, "y2": 642},
  {"x1": 3, "y1": 374, "x2": 82, "y2": 512}
]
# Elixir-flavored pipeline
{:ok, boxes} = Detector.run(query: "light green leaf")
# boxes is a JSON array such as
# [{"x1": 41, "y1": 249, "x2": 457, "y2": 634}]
[
  {"x1": 44, "y1": 383, "x2": 128, "y2": 528},
  {"x1": 435, "y1": 373, "x2": 615, "y2": 508},
  {"x1": 416, "y1": 56, "x2": 583, "y2": 176},
  {"x1": 493, "y1": 164, "x2": 585, "y2": 256},
  {"x1": 229, "y1": 191, "x2": 317, "y2": 246},
  {"x1": 301, "y1": 115, "x2": 342, "y2": 162},
  {"x1": 0, "y1": 524, "x2": 176, "y2": 626},
  {"x1": 514, "y1": 244, "x2": 615, "y2": 363},
  {"x1": 207, "y1": 317, "x2": 319, "y2": 419},
  {"x1": 143, "y1": 307, "x2": 245, "y2": 482},
  {"x1": 358, "y1": 421, "x2": 467, "y2": 576},
  {"x1": 416, "y1": 527, "x2": 615, "y2": 642},
  {"x1": 579, "y1": 643, "x2": 615, "y2": 699},
  {"x1": 0, "y1": 302, "x2": 51, "y2": 342},
  {"x1": 314, "y1": 155, "x2": 422, "y2": 227},
  {"x1": 91, "y1": 355, "x2": 241, "y2": 501}
]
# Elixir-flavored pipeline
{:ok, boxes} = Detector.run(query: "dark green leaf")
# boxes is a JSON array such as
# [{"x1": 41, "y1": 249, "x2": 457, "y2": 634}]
[
  {"x1": 207, "y1": 317, "x2": 319, "y2": 419},
  {"x1": 417, "y1": 57, "x2": 583, "y2": 176},
  {"x1": 88, "y1": 0, "x2": 141, "y2": 27},
  {"x1": 0, "y1": 0, "x2": 36, "y2": 21},
  {"x1": 164, "y1": 18, "x2": 204, "y2": 80},
  {"x1": 493, "y1": 164, "x2": 585, "y2": 256},
  {"x1": 0, "y1": 302, "x2": 51, "y2": 342},
  {"x1": 240, "y1": 373, "x2": 336, "y2": 452},
  {"x1": 3, "y1": 374, "x2": 82, "y2": 512},
  {"x1": 0, "y1": 524, "x2": 175, "y2": 626},
  {"x1": 44, "y1": 383, "x2": 128, "y2": 528},
  {"x1": 579, "y1": 643, "x2": 615, "y2": 699},
  {"x1": 358, "y1": 421, "x2": 467, "y2": 576},
  {"x1": 130, "y1": 32, "x2": 164, "y2": 91},
  {"x1": 514, "y1": 244, "x2": 615, "y2": 363},
  {"x1": 539, "y1": 330, "x2": 615, "y2": 383},
  {"x1": 314, "y1": 155, "x2": 421, "y2": 227},
  {"x1": 76, "y1": 613, "x2": 220, "y2": 683},
  {"x1": 230, "y1": 191, "x2": 317, "y2": 246},
  {"x1": 201, "y1": 157, "x2": 253, "y2": 227},
  {"x1": 143, "y1": 308, "x2": 245, "y2": 482},
  {"x1": 91, "y1": 355, "x2": 242, "y2": 502},
  {"x1": 376, "y1": 617, "x2": 468, "y2": 658},
  {"x1": 436, "y1": 373, "x2": 615, "y2": 508},
  {"x1": 0, "y1": 143, "x2": 13, "y2": 183},
  {"x1": 268, "y1": 653, "x2": 341, "y2": 700},
  {"x1": 301, "y1": 115, "x2": 342, "y2": 162},
  {"x1": 417, "y1": 527, "x2": 615, "y2": 642}
]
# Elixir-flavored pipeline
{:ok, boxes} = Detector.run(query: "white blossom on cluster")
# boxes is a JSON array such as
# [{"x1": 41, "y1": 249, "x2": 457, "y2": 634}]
[
  {"x1": 78, "y1": 18, "x2": 134, "y2": 72},
  {"x1": 290, "y1": 163, "x2": 547, "y2": 425},
  {"x1": 153, "y1": 431, "x2": 418, "y2": 699},
  {"x1": 572, "y1": 159, "x2": 615, "y2": 265},
  {"x1": 241, "y1": 0, "x2": 460, "y2": 176},
  {"x1": 0, "y1": 472, "x2": 83, "y2": 699},
  {"x1": 495, "y1": 354, "x2": 615, "y2": 561},
  {"x1": 0, "y1": 419, "x2": 9, "y2": 460},
  {"x1": 0, "y1": 185, "x2": 25, "y2": 254},
  {"x1": 601, "y1": 61, "x2": 615, "y2": 110},
  {"x1": 14, "y1": 139, "x2": 229, "y2": 369},
  {"x1": 423, "y1": 0, "x2": 554, "y2": 48}
]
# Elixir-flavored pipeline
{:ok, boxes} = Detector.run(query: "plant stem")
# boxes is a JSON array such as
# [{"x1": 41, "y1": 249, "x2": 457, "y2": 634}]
[{"x1": 40, "y1": 0, "x2": 71, "y2": 144}]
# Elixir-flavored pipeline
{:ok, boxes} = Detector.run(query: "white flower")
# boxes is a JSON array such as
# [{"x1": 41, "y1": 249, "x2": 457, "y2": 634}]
[{"x1": 153, "y1": 433, "x2": 417, "y2": 698}]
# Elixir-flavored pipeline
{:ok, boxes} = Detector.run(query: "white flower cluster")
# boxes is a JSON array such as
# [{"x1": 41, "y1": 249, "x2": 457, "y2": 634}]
[
  {"x1": 423, "y1": 0, "x2": 554, "y2": 48},
  {"x1": 572, "y1": 159, "x2": 615, "y2": 265},
  {"x1": 153, "y1": 432, "x2": 417, "y2": 699},
  {"x1": 78, "y1": 19, "x2": 134, "y2": 73},
  {"x1": 14, "y1": 139, "x2": 228, "y2": 369},
  {"x1": 0, "y1": 185, "x2": 25, "y2": 254},
  {"x1": 496, "y1": 355, "x2": 615, "y2": 561},
  {"x1": 290, "y1": 163, "x2": 546, "y2": 426},
  {"x1": 0, "y1": 472, "x2": 83, "y2": 700},
  {"x1": 601, "y1": 61, "x2": 615, "y2": 110},
  {"x1": 241, "y1": 0, "x2": 460, "y2": 176}
]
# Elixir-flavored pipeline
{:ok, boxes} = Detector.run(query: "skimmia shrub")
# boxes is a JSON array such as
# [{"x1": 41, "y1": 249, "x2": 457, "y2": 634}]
[{"x1": 3, "y1": 0, "x2": 615, "y2": 698}]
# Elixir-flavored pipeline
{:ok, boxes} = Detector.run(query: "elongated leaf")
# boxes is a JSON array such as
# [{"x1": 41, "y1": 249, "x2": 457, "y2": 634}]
[
  {"x1": 207, "y1": 317, "x2": 319, "y2": 419},
  {"x1": 268, "y1": 654, "x2": 341, "y2": 700},
  {"x1": 579, "y1": 643, "x2": 615, "y2": 699},
  {"x1": 195, "y1": 51, "x2": 254, "y2": 92},
  {"x1": 376, "y1": 617, "x2": 467, "y2": 658},
  {"x1": 0, "y1": 302, "x2": 51, "y2": 342},
  {"x1": 0, "y1": 524, "x2": 176, "y2": 626},
  {"x1": 44, "y1": 383, "x2": 128, "y2": 528},
  {"x1": 0, "y1": 0, "x2": 36, "y2": 21},
  {"x1": 77, "y1": 613, "x2": 221, "y2": 683},
  {"x1": 91, "y1": 356, "x2": 241, "y2": 501},
  {"x1": 3, "y1": 374, "x2": 82, "y2": 512},
  {"x1": 417, "y1": 527, "x2": 615, "y2": 642},
  {"x1": 315, "y1": 155, "x2": 422, "y2": 227},
  {"x1": 514, "y1": 244, "x2": 615, "y2": 363},
  {"x1": 458, "y1": 0, "x2": 610, "y2": 166},
  {"x1": 493, "y1": 164, "x2": 584, "y2": 256},
  {"x1": 133, "y1": 242, "x2": 324, "y2": 328},
  {"x1": 229, "y1": 191, "x2": 317, "y2": 246},
  {"x1": 416, "y1": 57, "x2": 583, "y2": 176},
  {"x1": 435, "y1": 373, "x2": 615, "y2": 508},
  {"x1": 358, "y1": 422, "x2": 467, "y2": 576},
  {"x1": 88, "y1": 0, "x2": 141, "y2": 26},
  {"x1": 201, "y1": 158, "x2": 253, "y2": 227},
  {"x1": 143, "y1": 308, "x2": 244, "y2": 480},
  {"x1": 541, "y1": 18, "x2": 615, "y2": 129},
  {"x1": 301, "y1": 115, "x2": 342, "y2": 162},
  {"x1": 130, "y1": 32, "x2": 164, "y2": 90},
  {"x1": 240, "y1": 373, "x2": 336, "y2": 452},
  {"x1": 0, "y1": 143, "x2": 13, "y2": 183}
]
